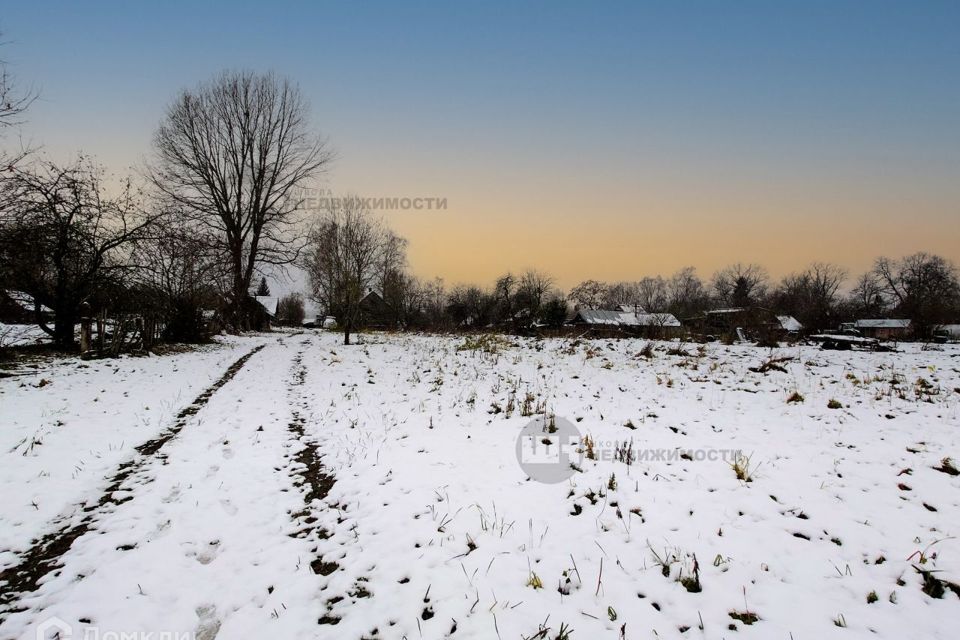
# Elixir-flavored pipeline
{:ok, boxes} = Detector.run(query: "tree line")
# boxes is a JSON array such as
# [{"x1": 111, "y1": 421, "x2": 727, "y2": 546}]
[
  {"x1": 1, "y1": 51, "x2": 957, "y2": 352},
  {"x1": 303, "y1": 204, "x2": 960, "y2": 343}
]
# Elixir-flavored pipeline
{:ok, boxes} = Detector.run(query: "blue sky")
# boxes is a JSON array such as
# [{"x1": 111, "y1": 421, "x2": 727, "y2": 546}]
[{"x1": 3, "y1": 1, "x2": 958, "y2": 285}]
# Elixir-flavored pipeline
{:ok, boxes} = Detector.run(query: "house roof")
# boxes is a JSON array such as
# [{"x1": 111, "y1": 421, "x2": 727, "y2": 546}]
[
  {"x1": 574, "y1": 309, "x2": 630, "y2": 325},
  {"x1": 3, "y1": 290, "x2": 53, "y2": 314},
  {"x1": 776, "y1": 315, "x2": 803, "y2": 332},
  {"x1": 705, "y1": 307, "x2": 745, "y2": 315},
  {"x1": 573, "y1": 309, "x2": 680, "y2": 328},
  {"x1": 253, "y1": 295, "x2": 278, "y2": 317},
  {"x1": 855, "y1": 319, "x2": 911, "y2": 329}
]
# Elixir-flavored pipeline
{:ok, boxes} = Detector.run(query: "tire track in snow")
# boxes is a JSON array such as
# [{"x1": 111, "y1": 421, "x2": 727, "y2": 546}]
[
  {"x1": 283, "y1": 345, "x2": 352, "y2": 627},
  {"x1": 0, "y1": 344, "x2": 266, "y2": 617}
]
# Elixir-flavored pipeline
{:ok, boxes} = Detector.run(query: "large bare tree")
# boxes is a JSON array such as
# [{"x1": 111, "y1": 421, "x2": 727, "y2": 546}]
[
  {"x1": 150, "y1": 70, "x2": 332, "y2": 330},
  {"x1": 0, "y1": 34, "x2": 35, "y2": 174}
]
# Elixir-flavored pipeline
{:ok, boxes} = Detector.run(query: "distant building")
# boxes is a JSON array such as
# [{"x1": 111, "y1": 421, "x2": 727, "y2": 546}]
[
  {"x1": 251, "y1": 295, "x2": 278, "y2": 330},
  {"x1": 570, "y1": 308, "x2": 682, "y2": 337},
  {"x1": 358, "y1": 288, "x2": 393, "y2": 328},
  {"x1": 852, "y1": 319, "x2": 911, "y2": 340},
  {"x1": 690, "y1": 307, "x2": 802, "y2": 341},
  {"x1": 0, "y1": 290, "x2": 53, "y2": 324}
]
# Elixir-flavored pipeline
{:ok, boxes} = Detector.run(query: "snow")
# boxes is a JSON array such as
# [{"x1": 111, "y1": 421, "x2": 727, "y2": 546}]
[
  {"x1": 254, "y1": 296, "x2": 279, "y2": 317},
  {"x1": 0, "y1": 323, "x2": 51, "y2": 348},
  {"x1": 856, "y1": 319, "x2": 912, "y2": 329},
  {"x1": 776, "y1": 315, "x2": 803, "y2": 332},
  {"x1": 0, "y1": 336, "x2": 271, "y2": 561},
  {"x1": 2, "y1": 332, "x2": 959, "y2": 639}
]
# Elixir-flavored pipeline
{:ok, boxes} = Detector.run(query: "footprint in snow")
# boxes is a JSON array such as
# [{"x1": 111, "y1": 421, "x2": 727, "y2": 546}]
[
  {"x1": 185, "y1": 540, "x2": 221, "y2": 565},
  {"x1": 194, "y1": 605, "x2": 221, "y2": 640}
]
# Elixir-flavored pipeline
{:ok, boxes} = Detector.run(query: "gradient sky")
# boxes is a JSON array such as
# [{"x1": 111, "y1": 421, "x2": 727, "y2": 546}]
[{"x1": 2, "y1": 1, "x2": 958, "y2": 289}]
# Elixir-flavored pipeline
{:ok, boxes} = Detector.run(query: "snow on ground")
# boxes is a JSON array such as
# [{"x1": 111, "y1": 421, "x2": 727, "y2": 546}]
[
  {"x1": 0, "y1": 335, "x2": 272, "y2": 564},
  {"x1": 0, "y1": 324, "x2": 51, "y2": 349},
  {"x1": 1, "y1": 331, "x2": 959, "y2": 639}
]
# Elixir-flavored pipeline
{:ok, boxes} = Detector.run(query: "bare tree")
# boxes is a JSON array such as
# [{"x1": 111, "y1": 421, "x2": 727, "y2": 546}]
[
  {"x1": 516, "y1": 269, "x2": 555, "y2": 322},
  {"x1": 568, "y1": 279, "x2": 607, "y2": 309},
  {"x1": 377, "y1": 230, "x2": 414, "y2": 326},
  {"x1": 303, "y1": 198, "x2": 387, "y2": 345},
  {"x1": 847, "y1": 271, "x2": 886, "y2": 317},
  {"x1": 130, "y1": 216, "x2": 228, "y2": 342},
  {"x1": 668, "y1": 266, "x2": 710, "y2": 318},
  {"x1": 603, "y1": 281, "x2": 641, "y2": 312},
  {"x1": 773, "y1": 262, "x2": 846, "y2": 331},
  {"x1": 0, "y1": 33, "x2": 36, "y2": 259},
  {"x1": 419, "y1": 277, "x2": 447, "y2": 329},
  {"x1": 712, "y1": 263, "x2": 769, "y2": 308},
  {"x1": 1, "y1": 156, "x2": 162, "y2": 347},
  {"x1": 447, "y1": 284, "x2": 494, "y2": 328},
  {"x1": 874, "y1": 253, "x2": 960, "y2": 335},
  {"x1": 150, "y1": 70, "x2": 333, "y2": 331},
  {"x1": 0, "y1": 36, "x2": 35, "y2": 130},
  {"x1": 385, "y1": 272, "x2": 424, "y2": 327},
  {"x1": 636, "y1": 276, "x2": 668, "y2": 312},
  {"x1": 493, "y1": 273, "x2": 518, "y2": 327}
]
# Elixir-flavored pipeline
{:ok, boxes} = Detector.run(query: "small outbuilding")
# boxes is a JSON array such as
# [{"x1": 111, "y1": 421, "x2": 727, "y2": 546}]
[{"x1": 852, "y1": 319, "x2": 911, "y2": 340}]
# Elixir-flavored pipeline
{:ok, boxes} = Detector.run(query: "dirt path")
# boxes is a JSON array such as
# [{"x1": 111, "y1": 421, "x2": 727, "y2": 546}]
[{"x1": 284, "y1": 347, "x2": 345, "y2": 626}]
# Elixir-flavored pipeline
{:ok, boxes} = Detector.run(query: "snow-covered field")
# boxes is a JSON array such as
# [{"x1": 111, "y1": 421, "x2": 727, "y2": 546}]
[{"x1": 1, "y1": 331, "x2": 959, "y2": 639}]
